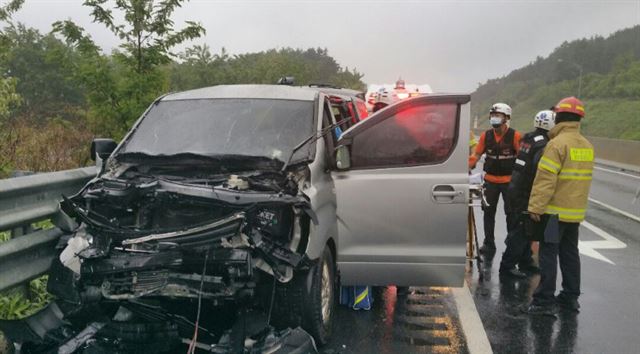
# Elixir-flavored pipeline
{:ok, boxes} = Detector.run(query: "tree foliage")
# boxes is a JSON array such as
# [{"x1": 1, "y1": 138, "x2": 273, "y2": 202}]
[
  {"x1": 53, "y1": 0, "x2": 206, "y2": 138},
  {"x1": 170, "y1": 46, "x2": 365, "y2": 92},
  {"x1": 2, "y1": 25, "x2": 84, "y2": 121},
  {"x1": 472, "y1": 25, "x2": 640, "y2": 140},
  {"x1": 0, "y1": 76, "x2": 19, "y2": 122},
  {"x1": 0, "y1": 0, "x2": 24, "y2": 121},
  {"x1": 0, "y1": 0, "x2": 23, "y2": 22},
  {"x1": 80, "y1": 0, "x2": 205, "y2": 73},
  {"x1": 0, "y1": 0, "x2": 366, "y2": 176}
]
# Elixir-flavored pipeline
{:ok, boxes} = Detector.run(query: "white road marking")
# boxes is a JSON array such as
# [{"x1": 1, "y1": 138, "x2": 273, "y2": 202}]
[
  {"x1": 579, "y1": 221, "x2": 627, "y2": 265},
  {"x1": 589, "y1": 198, "x2": 640, "y2": 223},
  {"x1": 452, "y1": 283, "x2": 493, "y2": 354},
  {"x1": 594, "y1": 166, "x2": 640, "y2": 180}
]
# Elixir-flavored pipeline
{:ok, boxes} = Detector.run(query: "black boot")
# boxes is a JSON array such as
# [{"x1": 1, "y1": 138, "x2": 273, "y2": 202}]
[
  {"x1": 499, "y1": 267, "x2": 527, "y2": 279},
  {"x1": 518, "y1": 263, "x2": 540, "y2": 275},
  {"x1": 556, "y1": 293, "x2": 580, "y2": 313},
  {"x1": 523, "y1": 303, "x2": 557, "y2": 316}
]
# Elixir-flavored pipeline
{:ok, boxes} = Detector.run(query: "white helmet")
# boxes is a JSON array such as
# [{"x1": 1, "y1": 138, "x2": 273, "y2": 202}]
[
  {"x1": 489, "y1": 103, "x2": 512, "y2": 117},
  {"x1": 534, "y1": 110, "x2": 555, "y2": 131}
]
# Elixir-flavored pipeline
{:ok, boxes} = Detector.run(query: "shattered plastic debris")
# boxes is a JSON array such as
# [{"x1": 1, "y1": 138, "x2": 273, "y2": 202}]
[
  {"x1": 59, "y1": 233, "x2": 90, "y2": 274},
  {"x1": 57, "y1": 322, "x2": 105, "y2": 354}
]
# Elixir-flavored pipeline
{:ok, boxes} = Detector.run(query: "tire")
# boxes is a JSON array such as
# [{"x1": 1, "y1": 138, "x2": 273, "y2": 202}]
[
  {"x1": 301, "y1": 247, "x2": 335, "y2": 346},
  {"x1": 271, "y1": 246, "x2": 335, "y2": 346}
]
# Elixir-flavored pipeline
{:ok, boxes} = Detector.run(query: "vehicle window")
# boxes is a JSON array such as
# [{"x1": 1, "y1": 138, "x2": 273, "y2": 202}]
[
  {"x1": 330, "y1": 102, "x2": 354, "y2": 130},
  {"x1": 355, "y1": 101, "x2": 369, "y2": 120},
  {"x1": 346, "y1": 102, "x2": 357, "y2": 124},
  {"x1": 350, "y1": 103, "x2": 458, "y2": 169},
  {"x1": 331, "y1": 106, "x2": 343, "y2": 121},
  {"x1": 119, "y1": 99, "x2": 315, "y2": 163},
  {"x1": 324, "y1": 101, "x2": 340, "y2": 144},
  {"x1": 339, "y1": 104, "x2": 354, "y2": 130}
]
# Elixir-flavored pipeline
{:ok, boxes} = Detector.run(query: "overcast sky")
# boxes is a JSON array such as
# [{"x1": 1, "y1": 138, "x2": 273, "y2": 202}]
[{"x1": 11, "y1": 0, "x2": 640, "y2": 92}]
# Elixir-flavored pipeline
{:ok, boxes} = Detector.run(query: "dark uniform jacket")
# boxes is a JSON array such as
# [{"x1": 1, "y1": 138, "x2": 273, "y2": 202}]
[{"x1": 508, "y1": 128, "x2": 549, "y2": 213}]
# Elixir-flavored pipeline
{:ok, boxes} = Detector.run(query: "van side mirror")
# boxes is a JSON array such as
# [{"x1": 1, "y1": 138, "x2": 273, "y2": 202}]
[
  {"x1": 91, "y1": 138, "x2": 117, "y2": 161},
  {"x1": 335, "y1": 145, "x2": 351, "y2": 170}
]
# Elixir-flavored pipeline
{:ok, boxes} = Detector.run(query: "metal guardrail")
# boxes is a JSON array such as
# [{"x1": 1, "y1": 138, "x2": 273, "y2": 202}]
[{"x1": 0, "y1": 167, "x2": 96, "y2": 292}]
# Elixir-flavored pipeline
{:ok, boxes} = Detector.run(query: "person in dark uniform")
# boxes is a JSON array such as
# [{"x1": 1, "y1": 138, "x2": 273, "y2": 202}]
[
  {"x1": 499, "y1": 110, "x2": 555, "y2": 278},
  {"x1": 469, "y1": 103, "x2": 522, "y2": 255}
]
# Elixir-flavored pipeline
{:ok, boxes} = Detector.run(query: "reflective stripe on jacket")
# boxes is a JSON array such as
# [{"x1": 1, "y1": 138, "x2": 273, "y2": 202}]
[{"x1": 528, "y1": 122, "x2": 594, "y2": 223}]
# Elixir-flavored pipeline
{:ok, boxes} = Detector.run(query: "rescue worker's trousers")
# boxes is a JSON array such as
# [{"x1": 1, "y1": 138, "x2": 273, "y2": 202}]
[
  {"x1": 482, "y1": 181, "x2": 515, "y2": 245},
  {"x1": 499, "y1": 213, "x2": 533, "y2": 271},
  {"x1": 532, "y1": 221, "x2": 580, "y2": 305}
]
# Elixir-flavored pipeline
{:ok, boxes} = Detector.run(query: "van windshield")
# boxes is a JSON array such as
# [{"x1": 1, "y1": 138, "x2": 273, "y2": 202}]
[{"x1": 117, "y1": 98, "x2": 315, "y2": 164}]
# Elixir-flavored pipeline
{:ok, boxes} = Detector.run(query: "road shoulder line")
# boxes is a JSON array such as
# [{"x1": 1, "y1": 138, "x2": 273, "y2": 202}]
[
  {"x1": 589, "y1": 198, "x2": 640, "y2": 223},
  {"x1": 595, "y1": 159, "x2": 640, "y2": 175},
  {"x1": 452, "y1": 283, "x2": 493, "y2": 354}
]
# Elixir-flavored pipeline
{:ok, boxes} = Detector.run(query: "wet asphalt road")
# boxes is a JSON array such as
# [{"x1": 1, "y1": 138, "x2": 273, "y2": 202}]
[
  {"x1": 323, "y1": 163, "x2": 640, "y2": 354},
  {"x1": 323, "y1": 287, "x2": 470, "y2": 354},
  {"x1": 469, "y1": 163, "x2": 640, "y2": 354}
]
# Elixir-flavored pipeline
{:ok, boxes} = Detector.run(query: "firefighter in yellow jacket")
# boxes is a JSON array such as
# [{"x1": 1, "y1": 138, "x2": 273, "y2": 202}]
[{"x1": 525, "y1": 97, "x2": 594, "y2": 315}]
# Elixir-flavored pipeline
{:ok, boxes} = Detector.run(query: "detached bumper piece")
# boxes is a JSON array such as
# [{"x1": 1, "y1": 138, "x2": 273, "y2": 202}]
[{"x1": 0, "y1": 302, "x2": 318, "y2": 353}]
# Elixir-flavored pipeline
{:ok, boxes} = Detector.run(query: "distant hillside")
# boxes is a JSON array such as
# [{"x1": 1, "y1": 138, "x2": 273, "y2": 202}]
[{"x1": 471, "y1": 25, "x2": 640, "y2": 141}]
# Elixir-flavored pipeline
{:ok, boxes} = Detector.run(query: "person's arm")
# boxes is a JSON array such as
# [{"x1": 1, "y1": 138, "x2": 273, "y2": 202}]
[
  {"x1": 528, "y1": 141, "x2": 563, "y2": 221},
  {"x1": 531, "y1": 145, "x2": 545, "y2": 170},
  {"x1": 468, "y1": 132, "x2": 485, "y2": 169},
  {"x1": 513, "y1": 131, "x2": 522, "y2": 153},
  {"x1": 507, "y1": 143, "x2": 528, "y2": 198}
]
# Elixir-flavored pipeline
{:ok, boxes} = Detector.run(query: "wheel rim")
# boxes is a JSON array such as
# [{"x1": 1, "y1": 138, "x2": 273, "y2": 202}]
[{"x1": 321, "y1": 260, "x2": 332, "y2": 324}]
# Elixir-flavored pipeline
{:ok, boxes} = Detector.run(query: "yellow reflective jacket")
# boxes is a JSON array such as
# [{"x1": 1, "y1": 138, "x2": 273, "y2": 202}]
[{"x1": 528, "y1": 122, "x2": 594, "y2": 223}]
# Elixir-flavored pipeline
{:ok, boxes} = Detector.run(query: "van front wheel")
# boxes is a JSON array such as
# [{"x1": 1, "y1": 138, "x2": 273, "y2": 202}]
[{"x1": 302, "y1": 246, "x2": 335, "y2": 346}]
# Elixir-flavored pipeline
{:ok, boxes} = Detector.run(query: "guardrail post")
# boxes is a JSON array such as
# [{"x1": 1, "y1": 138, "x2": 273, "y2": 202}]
[
  {"x1": 11, "y1": 225, "x2": 33, "y2": 238},
  {"x1": 9, "y1": 225, "x2": 34, "y2": 299}
]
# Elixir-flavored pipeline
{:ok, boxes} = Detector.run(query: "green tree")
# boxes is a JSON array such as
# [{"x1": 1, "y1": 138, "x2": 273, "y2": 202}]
[
  {"x1": 53, "y1": 0, "x2": 205, "y2": 138},
  {"x1": 0, "y1": 0, "x2": 24, "y2": 175},
  {"x1": 1, "y1": 25, "x2": 85, "y2": 121},
  {"x1": 0, "y1": 0, "x2": 24, "y2": 114},
  {"x1": 0, "y1": 76, "x2": 19, "y2": 122},
  {"x1": 169, "y1": 46, "x2": 366, "y2": 92},
  {"x1": 170, "y1": 44, "x2": 229, "y2": 90},
  {"x1": 0, "y1": 0, "x2": 23, "y2": 22},
  {"x1": 330, "y1": 67, "x2": 366, "y2": 91}
]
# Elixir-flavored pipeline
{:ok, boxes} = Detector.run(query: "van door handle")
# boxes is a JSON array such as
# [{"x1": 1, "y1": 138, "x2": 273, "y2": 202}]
[
  {"x1": 432, "y1": 191, "x2": 459, "y2": 197},
  {"x1": 432, "y1": 185, "x2": 465, "y2": 203}
]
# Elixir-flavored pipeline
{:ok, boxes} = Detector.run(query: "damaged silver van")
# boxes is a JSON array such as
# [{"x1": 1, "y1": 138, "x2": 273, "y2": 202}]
[{"x1": 4, "y1": 85, "x2": 470, "y2": 353}]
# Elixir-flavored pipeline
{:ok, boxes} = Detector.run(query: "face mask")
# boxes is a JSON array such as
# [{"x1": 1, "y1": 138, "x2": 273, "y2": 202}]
[{"x1": 490, "y1": 116, "x2": 503, "y2": 128}]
